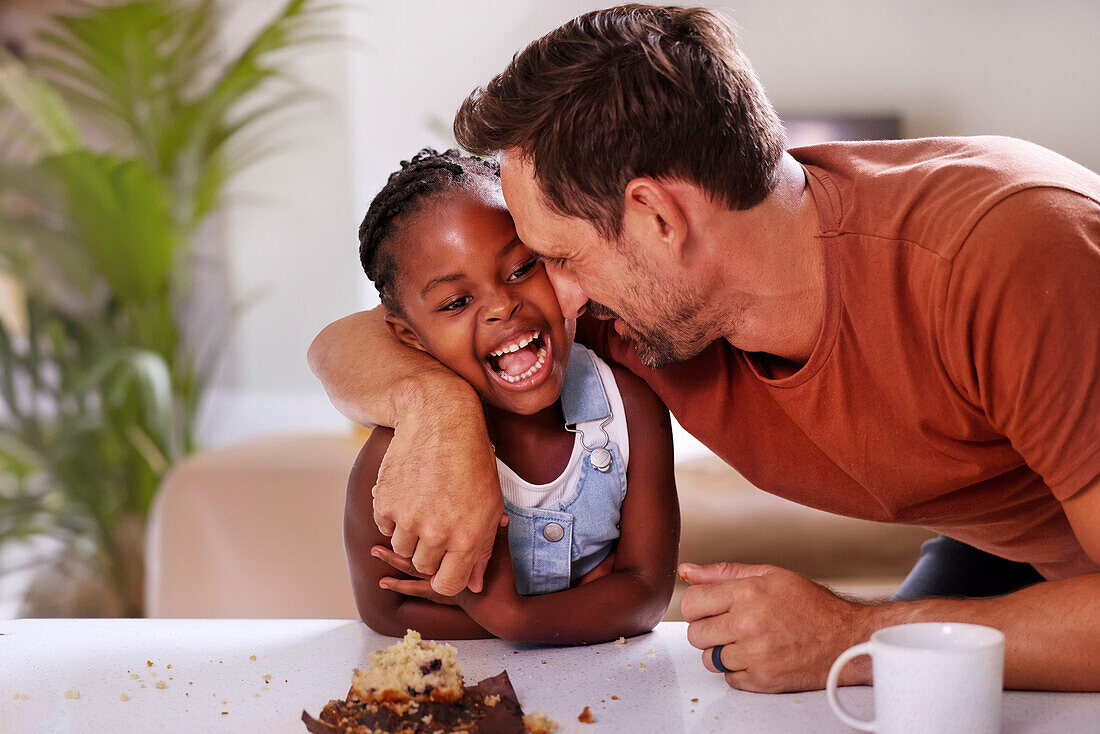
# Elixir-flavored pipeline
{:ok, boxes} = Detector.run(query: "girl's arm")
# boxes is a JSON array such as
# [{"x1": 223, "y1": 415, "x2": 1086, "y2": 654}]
[
  {"x1": 345, "y1": 428, "x2": 493, "y2": 639},
  {"x1": 377, "y1": 366, "x2": 680, "y2": 644}
]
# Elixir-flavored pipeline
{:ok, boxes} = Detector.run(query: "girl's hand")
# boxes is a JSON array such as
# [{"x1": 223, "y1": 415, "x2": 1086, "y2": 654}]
[{"x1": 372, "y1": 545, "x2": 460, "y2": 606}]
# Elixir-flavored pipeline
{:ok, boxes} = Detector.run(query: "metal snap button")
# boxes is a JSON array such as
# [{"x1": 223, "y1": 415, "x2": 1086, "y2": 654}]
[
  {"x1": 590, "y1": 447, "x2": 613, "y2": 472},
  {"x1": 543, "y1": 523, "x2": 565, "y2": 542}
]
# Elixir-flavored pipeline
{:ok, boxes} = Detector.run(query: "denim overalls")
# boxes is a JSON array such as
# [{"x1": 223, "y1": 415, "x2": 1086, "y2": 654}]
[{"x1": 503, "y1": 343, "x2": 627, "y2": 596}]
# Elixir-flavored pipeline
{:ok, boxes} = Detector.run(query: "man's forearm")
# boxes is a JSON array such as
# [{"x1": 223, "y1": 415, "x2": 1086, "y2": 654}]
[
  {"x1": 307, "y1": 307, "x2": 478, "y2": 428},
  {"x1": 862, "y1": 573, "x2": 1100, "y2": 690}
]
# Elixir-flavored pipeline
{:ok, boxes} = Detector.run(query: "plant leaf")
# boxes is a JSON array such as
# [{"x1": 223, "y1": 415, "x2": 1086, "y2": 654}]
[
  {"x1": 0, "y1": 48, "x2": 82, "y2": 154},
  {"x1": 42, "y1": 151, "x2": 179, "y2": 302}
]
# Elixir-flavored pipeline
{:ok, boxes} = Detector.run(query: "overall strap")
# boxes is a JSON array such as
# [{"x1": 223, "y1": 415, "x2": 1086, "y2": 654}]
[{"x1": 560, "y1": 343, "x2": 612, "y2": 426}]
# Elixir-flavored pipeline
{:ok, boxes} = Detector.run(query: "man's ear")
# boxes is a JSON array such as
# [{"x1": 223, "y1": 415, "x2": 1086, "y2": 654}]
[
  {"x1": 622, "y1": 177, "x2": 688, "y2": 264},
  {"x1": 384, "y1": 311, "x2": 427, "y2": 352}
]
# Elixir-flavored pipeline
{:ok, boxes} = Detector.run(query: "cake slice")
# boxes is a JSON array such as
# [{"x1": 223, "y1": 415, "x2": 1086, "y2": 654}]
[
  {"x1": 349, "y1": 629, "x2": 464, "y2": 705},
  {"x1": 302, "y1": 630, "x2": 558, "y2": 733}
]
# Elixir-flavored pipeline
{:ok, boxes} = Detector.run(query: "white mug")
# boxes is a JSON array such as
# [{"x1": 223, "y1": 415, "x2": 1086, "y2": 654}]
[{"x1": 826, "y1": 622, "x2": 1004, "y2": 734}]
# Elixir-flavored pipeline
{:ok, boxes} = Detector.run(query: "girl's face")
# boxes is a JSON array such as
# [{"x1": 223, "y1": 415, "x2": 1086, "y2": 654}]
[{"x1": 386, "y1": 186, "x2": 575, "y2": 415}]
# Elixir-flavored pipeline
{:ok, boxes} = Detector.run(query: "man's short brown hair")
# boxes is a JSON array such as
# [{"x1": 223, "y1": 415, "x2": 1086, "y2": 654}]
[{"x1": 454, "y1": 4, "x2": 787, "y2": 238}]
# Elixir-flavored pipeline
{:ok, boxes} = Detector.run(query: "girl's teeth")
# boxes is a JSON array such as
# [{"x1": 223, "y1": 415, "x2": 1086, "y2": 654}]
[
  {"x1": 499, "y1": 345, "x2": 547, "y2": 383},
  {"x1": 490, "y1": 331, "x2": 539, "y2": 358}
]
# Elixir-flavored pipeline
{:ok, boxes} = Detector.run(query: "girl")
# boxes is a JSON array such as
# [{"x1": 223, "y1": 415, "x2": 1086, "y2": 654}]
[{"x1": 345, "y1": 149, "x2": 678, "y2": 644}]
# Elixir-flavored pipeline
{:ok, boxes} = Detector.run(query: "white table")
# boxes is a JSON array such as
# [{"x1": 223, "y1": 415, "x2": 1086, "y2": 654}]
[{"x1": 1, "y1": 619, "x2": 1097, "y2": 733}]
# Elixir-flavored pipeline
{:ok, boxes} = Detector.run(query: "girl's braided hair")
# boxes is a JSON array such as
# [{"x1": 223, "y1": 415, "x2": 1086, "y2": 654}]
[{"x1": 358, "y1": 148, "x2": 500, "y2": 314}]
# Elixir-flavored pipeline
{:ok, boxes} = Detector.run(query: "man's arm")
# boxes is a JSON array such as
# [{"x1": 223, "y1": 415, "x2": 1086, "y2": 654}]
[
  {"x1": 680, "y1": 475, "x2": 1100, "y2": 693},
  {"x1": 309, "y1": 307, "x2": 503, "y2": 595}
]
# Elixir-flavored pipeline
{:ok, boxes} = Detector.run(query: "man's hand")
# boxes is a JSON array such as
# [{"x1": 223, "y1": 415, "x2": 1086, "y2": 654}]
[
  {"x1": 679, "y1": 562, "x2": 873, "y2": 693},
  {"x1": 373, "y1": 391, "x2": 504, "y2": 596},
  {"x1": 371, "y1": 526, "x2": 522, "y2": 636}
]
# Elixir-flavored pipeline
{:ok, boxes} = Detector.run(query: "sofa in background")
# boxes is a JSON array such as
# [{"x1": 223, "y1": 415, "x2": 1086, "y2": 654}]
[{"x1": 146, "y1": 433, "x2": 933, "y2": 621}]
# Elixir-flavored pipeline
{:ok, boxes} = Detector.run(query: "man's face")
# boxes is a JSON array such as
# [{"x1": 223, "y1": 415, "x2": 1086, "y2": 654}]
[{"x1": 499, "y1": 149, "x2": 714, "y2": 368}]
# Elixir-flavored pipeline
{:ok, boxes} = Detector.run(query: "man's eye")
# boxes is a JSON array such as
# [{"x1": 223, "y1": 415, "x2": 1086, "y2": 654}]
[
  {"x1": 541, "y1": 255, "x2": 568, "y2": 268},
  {"x1": 508, "y1": 259, "x2": 541, "y2": 280},
  {"x1": 440, "y1": 296, "x2": 471, "y2": 312}
]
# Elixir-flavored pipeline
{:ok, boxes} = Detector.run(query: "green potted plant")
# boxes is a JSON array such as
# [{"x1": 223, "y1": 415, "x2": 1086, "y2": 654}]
[{"x1": 0, "y1": 0, "x2": 330, "y2": 616}]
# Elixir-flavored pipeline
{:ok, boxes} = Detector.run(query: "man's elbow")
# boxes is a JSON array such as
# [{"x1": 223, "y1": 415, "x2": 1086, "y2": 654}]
[{"x1": 307, "y1": 321, "x2": 340, "y2": 382}]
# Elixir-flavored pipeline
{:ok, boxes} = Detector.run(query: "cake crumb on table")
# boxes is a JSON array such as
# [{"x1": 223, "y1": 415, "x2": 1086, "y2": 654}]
[
  {"x1": 523, "y1": 711, "x2": 560, "y2": 733},
  {"x1": 146, "y1": 661, "x2": 153, "y2": 667},
  {"x1": 249, "y1": 655, "x2": 257, "y2": 661},
  {"x1": 578, "y1": 705, "x2": 595, "y2": 723},
  {"x1": 611, "y1": 695, "x2": 619, "y2": 700},
  {"x1": 120, "y1": 693, "x2": 129, "y2": 702},
  {"x1": 691, "y1": 697, "x2": 698, "y2": 703},
  {"x1": 155, "y1": 681, "x2": 167, "y2": 690},
  {"x1": 65, "y1": 690, "x2": 80, "y2": 699},
  {"x1": 614, "y1": 636, "x2": 626, "y2": 645}
]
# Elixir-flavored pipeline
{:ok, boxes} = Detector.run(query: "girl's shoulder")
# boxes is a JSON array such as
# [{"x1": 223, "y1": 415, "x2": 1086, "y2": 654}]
[{"x1": 579, "y1": 345, "x2": 663, "y2": 422}]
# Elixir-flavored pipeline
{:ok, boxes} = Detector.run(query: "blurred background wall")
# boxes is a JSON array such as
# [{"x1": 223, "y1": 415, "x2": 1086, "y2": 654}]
[{"x1": 197, "y1": 0, "x2": 1099, "y2": 453}]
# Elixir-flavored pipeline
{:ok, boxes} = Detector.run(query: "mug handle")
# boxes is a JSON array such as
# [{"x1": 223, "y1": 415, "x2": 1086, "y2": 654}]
[{"x1": 826, "y1": 642, "x2": 874, "y2": 732}]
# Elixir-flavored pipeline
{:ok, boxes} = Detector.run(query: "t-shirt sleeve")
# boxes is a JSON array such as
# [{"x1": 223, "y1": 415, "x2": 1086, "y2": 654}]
[{"x1": 941, "y1": 186, "x2": 1100, "y2": 500}]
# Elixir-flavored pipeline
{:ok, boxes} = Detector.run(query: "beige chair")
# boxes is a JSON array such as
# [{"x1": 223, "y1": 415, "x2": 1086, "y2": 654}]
[
  {"x1": 146, "y1": 433, "x2": 933, "y2": 620},
  {"x1": 145, "y1": 432, "x2": 365, "y2": 618}
]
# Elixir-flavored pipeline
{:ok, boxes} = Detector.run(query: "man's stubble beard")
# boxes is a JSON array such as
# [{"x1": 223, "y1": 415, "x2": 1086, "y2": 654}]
[{"x1": 586, "y1": 276, "x2": 716, "y2": 369}]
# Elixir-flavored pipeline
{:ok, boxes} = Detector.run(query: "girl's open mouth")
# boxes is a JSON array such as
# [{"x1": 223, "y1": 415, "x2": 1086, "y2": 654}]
[{"x1": 484, "y1": 330, "x2": 553, "y2": 390}]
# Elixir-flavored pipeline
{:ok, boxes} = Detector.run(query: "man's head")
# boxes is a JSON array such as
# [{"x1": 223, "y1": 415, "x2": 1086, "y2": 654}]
[{"x1": 453, "y1": 5, "x2": 786, "y2": 366}]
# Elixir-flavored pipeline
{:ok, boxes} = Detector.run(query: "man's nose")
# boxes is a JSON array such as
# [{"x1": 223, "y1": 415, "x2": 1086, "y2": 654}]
[{"x1": 545, "y1": 262, "x2": 588, "y2": 319}]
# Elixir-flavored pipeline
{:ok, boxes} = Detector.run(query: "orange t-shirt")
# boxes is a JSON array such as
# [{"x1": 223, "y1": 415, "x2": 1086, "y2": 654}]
[{"x1": 581, "y1": 136, "x2": 1100, "y2": 581}]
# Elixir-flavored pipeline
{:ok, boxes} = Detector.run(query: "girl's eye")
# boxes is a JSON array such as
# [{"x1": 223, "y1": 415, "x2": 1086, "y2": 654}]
[
  {"x1": 508, "y1": 258, "x2": 541, "y2": 281},
  {"x1": 440, "y1": 296, "x2": 471, "y2": 312}
]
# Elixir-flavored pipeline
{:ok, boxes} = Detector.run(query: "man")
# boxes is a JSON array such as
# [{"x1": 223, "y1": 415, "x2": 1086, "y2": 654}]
[{"x1": 310, "y1": 5, "x2": 1100, "y2": 691}]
